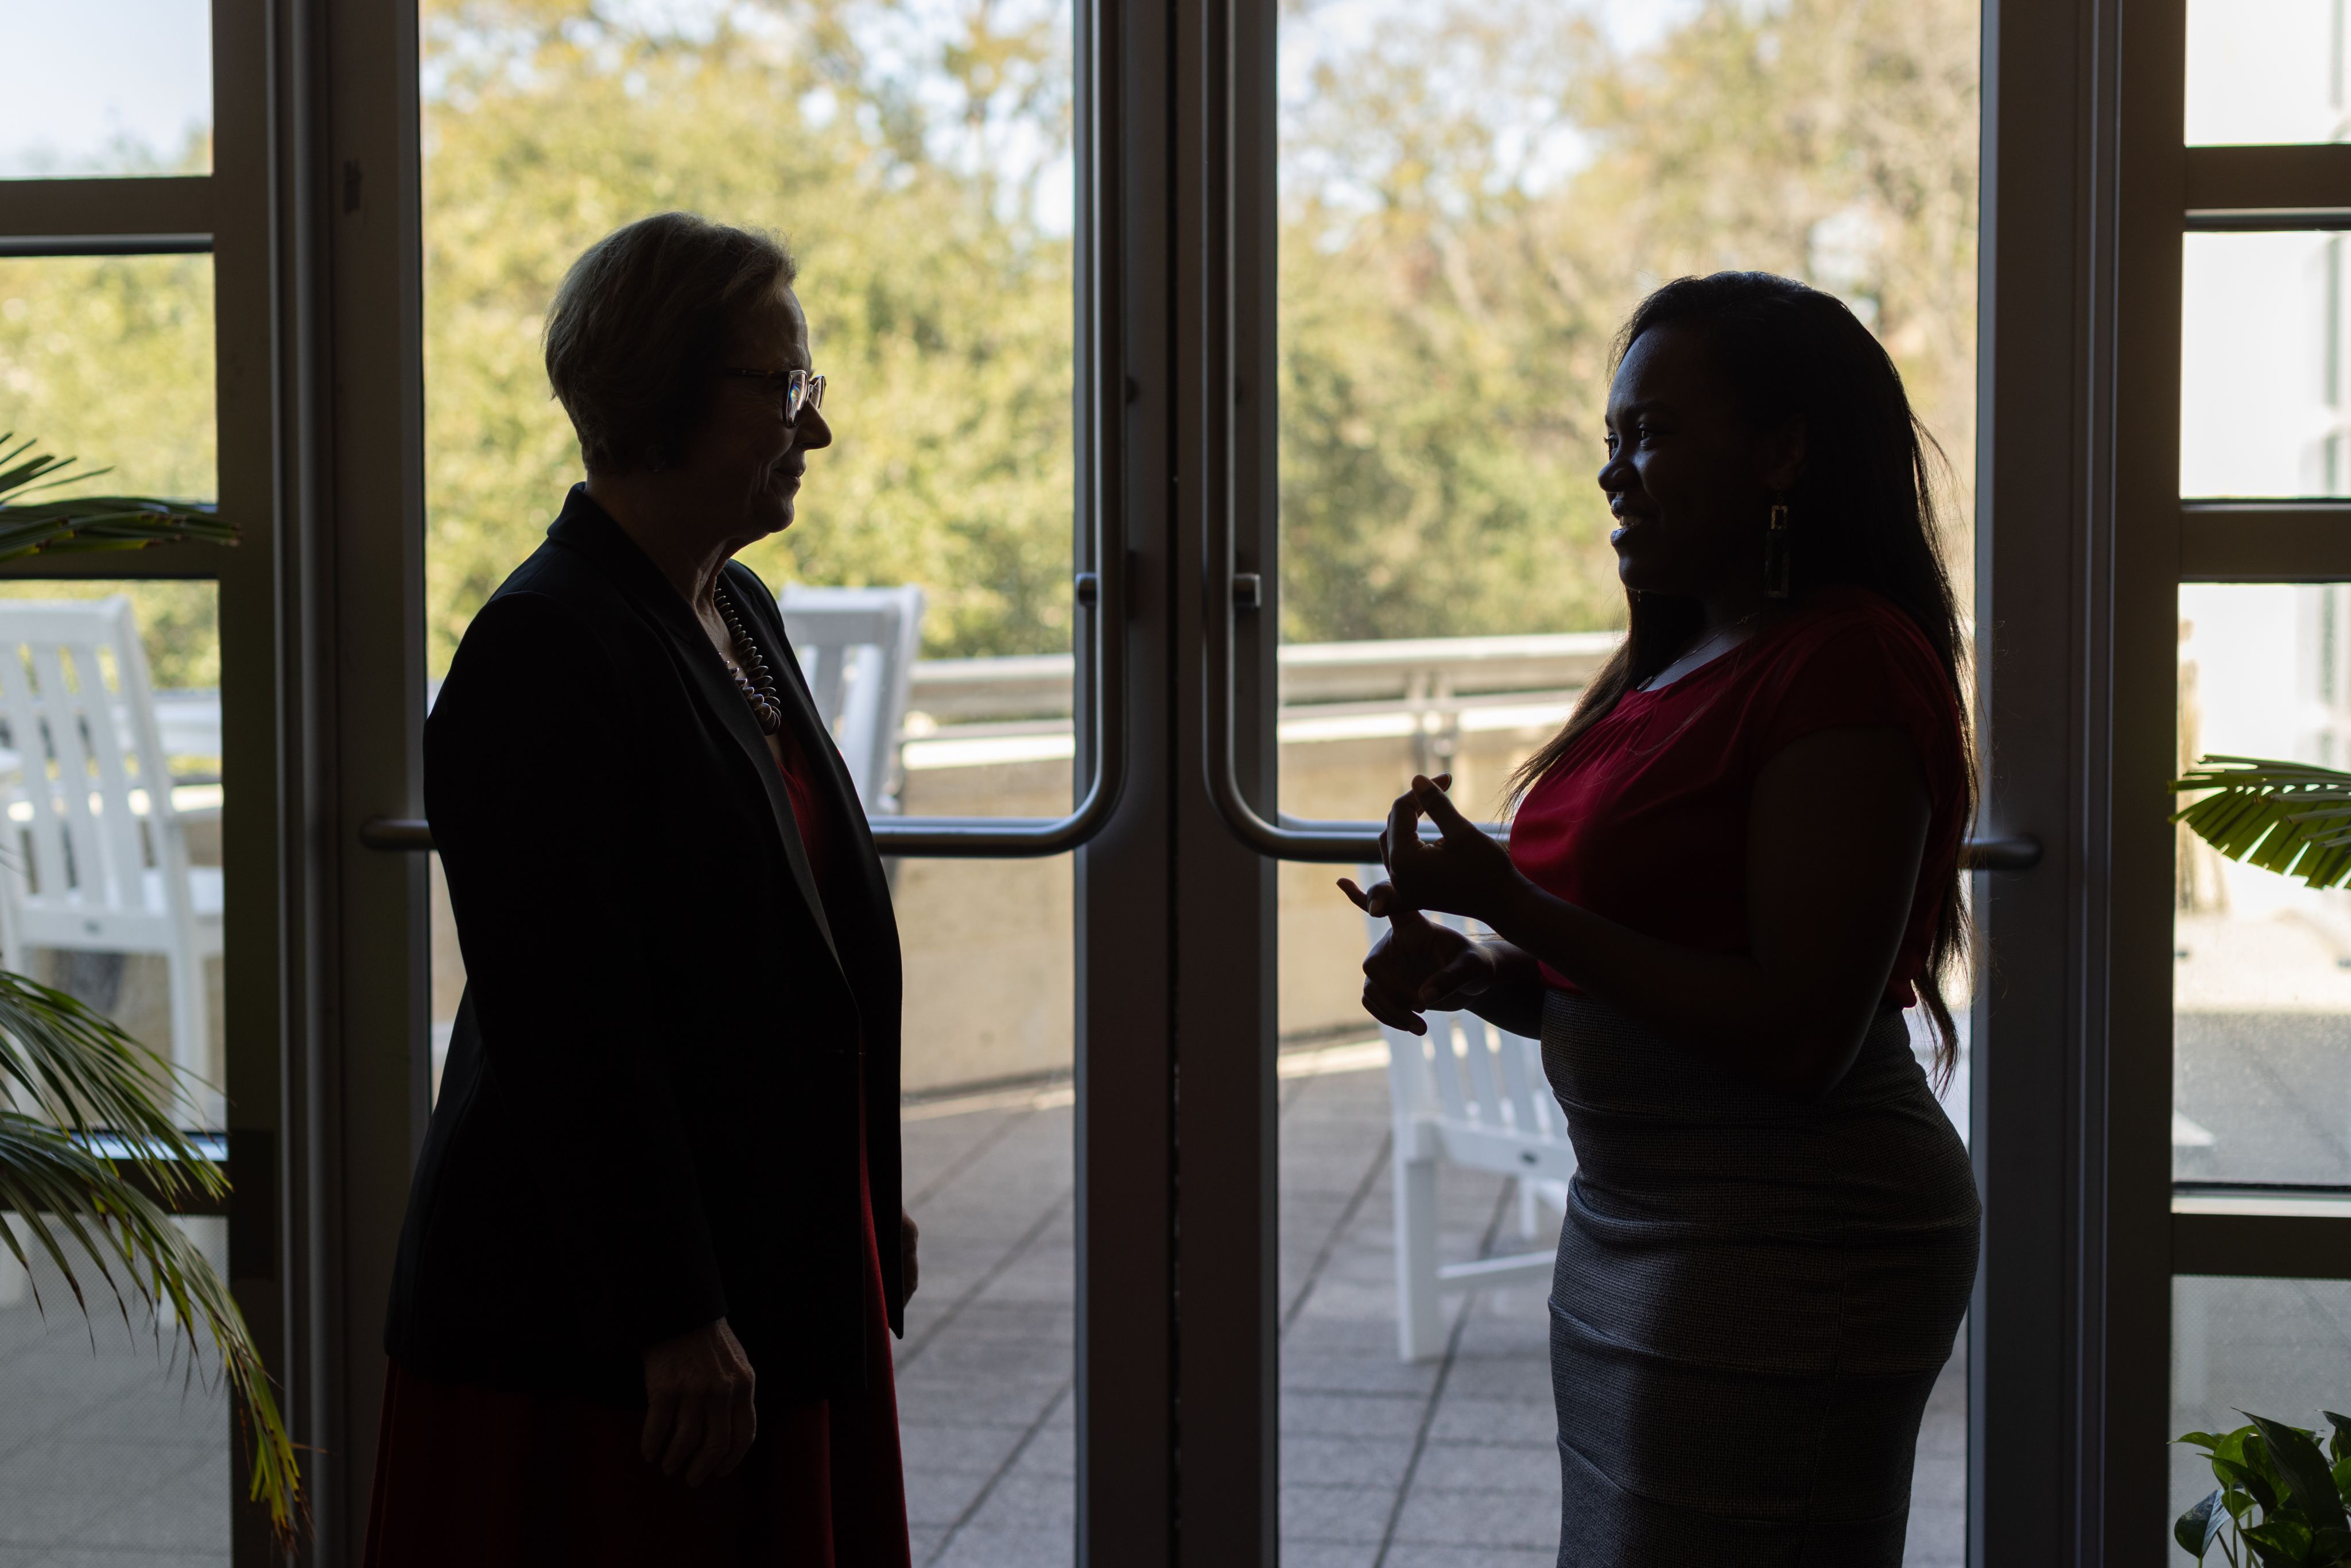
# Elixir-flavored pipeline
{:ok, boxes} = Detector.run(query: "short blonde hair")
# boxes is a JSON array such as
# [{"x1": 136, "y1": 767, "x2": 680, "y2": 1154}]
[{"x1": 544, "y1": 212, "x2": 797, "y2": 475}]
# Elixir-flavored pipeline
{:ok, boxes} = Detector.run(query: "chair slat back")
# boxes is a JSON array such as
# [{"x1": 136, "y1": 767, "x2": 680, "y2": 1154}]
[
  {"x1": 1495, "y1": 1027, "x2": 1553, "y2": 1138},
  {"x1": 1457, "y1": 1008, "x2": 1510, "y2": 1128},
  {"x1": 0, "y1": 599, "x2": 183, "y2": 921},
  {"x1": 780, "y1": 585, "x2": 926, "y2": 815},
  {"x1": 1359, "y1": 867, "x2": 1571, "y2": 1151},
  {"x1": 1425, "y1": 1016, "x2": 1472, "y2": 1121}
]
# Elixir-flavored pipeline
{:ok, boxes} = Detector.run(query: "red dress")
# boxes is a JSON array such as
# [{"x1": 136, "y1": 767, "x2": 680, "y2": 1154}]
[
  {"x1": 1507, "y1": 584, "x2": 1966, "y2": 1006},
  {"x1": 363, "y1": 724, "x2": 910, "y2": 1568}
]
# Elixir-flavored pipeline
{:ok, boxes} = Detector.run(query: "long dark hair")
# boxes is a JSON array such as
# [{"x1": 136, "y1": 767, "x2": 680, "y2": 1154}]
[{"x1": 1508, "y1": 271, "x2": 1975, "y2": 1082}]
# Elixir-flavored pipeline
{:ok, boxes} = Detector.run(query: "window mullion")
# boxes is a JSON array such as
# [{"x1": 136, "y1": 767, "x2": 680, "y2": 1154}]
[
  {"x1": 0, "y1": 175, "x2": 213, "y2": 252},
  {"x1": 2182, "y1": 500, "x2": 2351, "y2": 579}
]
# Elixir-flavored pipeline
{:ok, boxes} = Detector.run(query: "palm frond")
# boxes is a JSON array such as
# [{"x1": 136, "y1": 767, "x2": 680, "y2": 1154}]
[
  {"x1": 0, "y1": 1116, "x2": 300, "y2": 1544},
  {"x1": 0, "y1": 436, "x2": 282, "y2": 1539},
  {"x1": 2172, "y1": 754, "x2": 2351, "y2": 889},
  {"x1": 0, "y1": 972, "x2": 222, "y2": 1200},
  {"x1": 0, "y1": 974, "x2": 299, "y2": 1544},
  {"x1": 0, "y1": 436, "x2": 236, "y2": 561}
]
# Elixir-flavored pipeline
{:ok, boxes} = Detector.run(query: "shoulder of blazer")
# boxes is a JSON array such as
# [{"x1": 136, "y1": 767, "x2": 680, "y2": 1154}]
[{"x1": 455, "y1": 488, "x2": 707, "y2": 693}]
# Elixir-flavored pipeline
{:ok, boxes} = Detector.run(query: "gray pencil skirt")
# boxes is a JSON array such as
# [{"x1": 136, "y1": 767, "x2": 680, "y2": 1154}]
[{"x1": 1541, "y1": 992, "x2": 1979, "y2": 1567}]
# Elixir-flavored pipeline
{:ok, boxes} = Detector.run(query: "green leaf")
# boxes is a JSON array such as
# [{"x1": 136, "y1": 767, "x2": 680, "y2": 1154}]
[
  {"x1": 2243, "y1": 1515, "x2": 2315, "y2": 1567},
  {"x1": 2219, "y1": 1457, "x2": 2283, "y2": 1516},
  {"x1": 2183, "y1": 1431, "x2": 2229, "y2": 1454},
  {"x1": 2307, "y1": 1524, "x2": 2351, "y2": 1564},
  {"x1": 2173, "y1": 758, "x2": 2351, "y2": 890},
  {"x1": 0, "y1": 1117, "x2": 300, "y2": 1539},
  {"x1": 0, "y1": 958, "x2": 300, "y2": 1546},
  {"x1": 2182, "y1": 1489, "x2": 2228, "y2": 1561},
  {"x1": 2249, "y1": 1414, "x2": 2351, "y2": 1537},
  {"x1": 0, "y1": 437, "x2": 235, "y2": 561},
  {"x1": 2325, "y1": 1412, "x2": 2351, "y2": 1467}
]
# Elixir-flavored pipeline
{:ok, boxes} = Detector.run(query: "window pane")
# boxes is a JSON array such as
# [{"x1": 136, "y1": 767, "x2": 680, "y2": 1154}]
[
  {"x1": 0, "y1": 254, "x2": 216, "y2": 500},
  {"x1": 2170, "y1": 1276, "x2": 2351, "y2": 1533},
  {"x1": 2182, "y1": 232, "x2": 2351, "y2": 499},
  {"x1": 0, "y1": 578, "x2": 228, "y2": 1564},
  {"x1": 420, "y1": 3, "x2": 1077, "y2": 1555},
  {"x1": 1274, "y1": 2, "x2": 1978, "y2": 1562},
  {"x1": 0, "y1": 2, "x2": 212, "y2": 178},
  {"x1": 2186, "y1": 0, "x2": 2350, "y2": 146},
  {"x1": 2177, "y1": 585, "x2": 2351, "y2": 1185}
]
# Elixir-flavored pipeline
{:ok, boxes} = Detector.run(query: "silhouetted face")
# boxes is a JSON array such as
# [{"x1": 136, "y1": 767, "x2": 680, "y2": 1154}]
[
  {"x1": 676, "y1": 283, "x2": 834, "y2": 546},
  {"x1": 1597, "y1": 324, "x2": 1791, "y2": 599}
]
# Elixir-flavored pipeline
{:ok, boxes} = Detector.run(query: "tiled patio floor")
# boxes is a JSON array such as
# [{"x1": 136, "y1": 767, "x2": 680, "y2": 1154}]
[
  {"x1": 894, "y1": 1046, "x2": 1966, "y2": 1568},
  {"x1": 0, "y1": 1259, "x2": 232, "y2": 1567},
  {"x1": 0, "y1": 1047, "x2": 1962, "y2": 1566}
]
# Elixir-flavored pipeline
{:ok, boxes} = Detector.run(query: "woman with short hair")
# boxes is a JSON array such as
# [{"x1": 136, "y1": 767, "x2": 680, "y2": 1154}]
[
  {"x1": 1347, "y1": 271, "x2": 1980, "y2": 1566},
  {"x1": 365, "y1": 211, "x2": 914, "y2": 1567}
]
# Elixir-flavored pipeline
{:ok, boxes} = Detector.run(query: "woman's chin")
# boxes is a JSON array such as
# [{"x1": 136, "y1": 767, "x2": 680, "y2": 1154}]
[
  {"x1": 750, "y1": 494, "x2": 796, "y2": 535},
  {"x1": 1615, "y1": 553, "x2": 1698, "y2": 599}
]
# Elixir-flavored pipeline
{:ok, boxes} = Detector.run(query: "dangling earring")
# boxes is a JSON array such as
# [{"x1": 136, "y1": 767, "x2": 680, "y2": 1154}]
[{"x1": 1763, "y1": 499, "x2": 1792, "y2": 599}]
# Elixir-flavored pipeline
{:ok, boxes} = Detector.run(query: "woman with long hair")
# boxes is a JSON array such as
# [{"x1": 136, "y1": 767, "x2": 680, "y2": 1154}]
[{"x1": 1344, "y1": 271, "x2": 1980, "y2": 1564}]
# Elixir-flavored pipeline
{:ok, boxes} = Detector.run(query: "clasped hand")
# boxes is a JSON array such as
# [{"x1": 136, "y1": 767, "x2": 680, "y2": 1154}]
[
  {"x1": 641, "y1": 1316, "x2": 758, "y2": 1487},
  {"x1": 1338, "y1": 774, "x2": 1526, "y2": 1037}
]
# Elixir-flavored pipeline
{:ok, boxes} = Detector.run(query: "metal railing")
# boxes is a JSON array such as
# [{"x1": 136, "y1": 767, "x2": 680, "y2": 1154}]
[{"x1": 366, "y1": 627, "x2": 2043, "y2": 872}]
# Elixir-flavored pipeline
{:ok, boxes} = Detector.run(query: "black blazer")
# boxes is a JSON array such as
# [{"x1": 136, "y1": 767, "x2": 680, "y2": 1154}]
[{"x1": 385, "y1": 486, "x2": 905, "y2": 1408}]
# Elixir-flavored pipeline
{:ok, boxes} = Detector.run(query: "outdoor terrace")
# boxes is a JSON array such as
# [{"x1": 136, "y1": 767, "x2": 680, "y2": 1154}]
[
  {"x1": 0, "y1": 1036, "x2": 1969, "y2": 1568},
  {"x1": 0, "y1": 625, "x2": 2201, "y2": 1568}
]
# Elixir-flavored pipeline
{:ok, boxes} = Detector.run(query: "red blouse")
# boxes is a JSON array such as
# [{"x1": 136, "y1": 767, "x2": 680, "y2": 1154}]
[{"x1": 1507, "y1": 585, "x2": 1965, "y2": 1007}]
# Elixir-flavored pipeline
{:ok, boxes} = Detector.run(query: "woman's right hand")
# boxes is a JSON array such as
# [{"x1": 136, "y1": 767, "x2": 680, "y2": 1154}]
[
  {"x1": 1338, "y1": 878, "x2": 1499, "y2": 1034},
  {"x1": 641, "y1": 1315, "x2": 758, "y2": 1486}
]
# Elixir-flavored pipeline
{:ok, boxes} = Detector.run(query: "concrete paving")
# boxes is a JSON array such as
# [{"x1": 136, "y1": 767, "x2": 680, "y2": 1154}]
[
  {"x1": 893, "y1": 1053, "x2": 1967, "y2": 1568},
  {"x1": 0, "y1": 1051, "x2": 1964, "y2": 1566},
  {"x1": 0, "y1": 1262, "x2": 232, "y2": 1568}
]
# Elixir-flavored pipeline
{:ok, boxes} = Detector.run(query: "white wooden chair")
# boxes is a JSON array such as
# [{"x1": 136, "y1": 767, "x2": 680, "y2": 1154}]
[
  {"x1": 0, "y1": 598, "x2": 221, "y2": 1127},
  {"x1": 779, "y1": 584, "x2": 926, "y2": 817},
  {"x1": 1362, "y1": 879, "x2": 1576, "y2": 1360}
]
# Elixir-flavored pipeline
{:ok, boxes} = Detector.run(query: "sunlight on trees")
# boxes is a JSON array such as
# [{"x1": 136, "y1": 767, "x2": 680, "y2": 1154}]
[
  {"x1": 1277, "y1": 0, "x2": 1979, "y2": 643},
  {"x1": 420, "y1": 0, "x2": 1078, "y2": 676},
  {"x1": 0, "y1": 0, "x2": 1980, "y2": 678},
  {"x1": 0, "y1": 255, "x2": 220, "y2": 686}
]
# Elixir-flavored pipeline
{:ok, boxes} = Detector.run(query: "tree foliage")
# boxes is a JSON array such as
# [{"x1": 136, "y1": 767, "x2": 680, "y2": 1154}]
[
  {"x1": 0, "y1": 256, "x2": 222, "y2": 686},
  {"x1": 0, "y1": 0, "x2": 1980, "y2": 677},
  {"x1": 1275, "y1": 0, "x2": 1979, "y2": 643},
  {"x1": 420, "y1": 0, "x2": 1078, "y2": 673}
]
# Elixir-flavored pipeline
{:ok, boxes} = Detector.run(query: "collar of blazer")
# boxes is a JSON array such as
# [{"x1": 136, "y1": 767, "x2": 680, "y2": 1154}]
[
  {"x1": 545, "y1": 484, "x2": 845, "y2": 976},
  {"x1": 714, "y1": 560, "x2": 904, "y2": 979}
]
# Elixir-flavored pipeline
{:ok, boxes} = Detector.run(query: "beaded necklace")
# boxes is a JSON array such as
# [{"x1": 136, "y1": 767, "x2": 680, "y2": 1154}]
[{"x1": 713, "y1": 583, "x2": 785, "y2": 735}]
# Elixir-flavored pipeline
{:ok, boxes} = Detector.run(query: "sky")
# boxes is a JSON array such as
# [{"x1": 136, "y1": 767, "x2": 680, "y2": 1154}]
[
  {"x1": 0, "y1": 1, "x2": 214, "y2": 178},
  {"x1": 0, "y1": 0, "x2": 1702, "y2": 184},
  {"x1": 2185, "y1": 0, "x2": 2347, "y2": 144}
]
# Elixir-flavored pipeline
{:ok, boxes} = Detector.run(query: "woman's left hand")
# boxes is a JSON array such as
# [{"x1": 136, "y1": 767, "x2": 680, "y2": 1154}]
[
  {"x1": 1381, "y1": 774, "x2": 1524, "y2": 924},
  {"x1": 901, "y1": 1209, "x2": 920, "y2": 1303}
]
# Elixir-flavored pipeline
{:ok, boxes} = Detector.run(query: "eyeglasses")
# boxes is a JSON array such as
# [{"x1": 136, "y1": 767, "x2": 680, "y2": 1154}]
[{"x1": 717, "y1": 366, "x2": 825, "y2": 424}]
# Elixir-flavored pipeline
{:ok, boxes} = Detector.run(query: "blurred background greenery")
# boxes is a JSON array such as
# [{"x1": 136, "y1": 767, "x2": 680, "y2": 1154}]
[{"x1": 0, "y1": 0, "x2": 1977, "y2": 680}]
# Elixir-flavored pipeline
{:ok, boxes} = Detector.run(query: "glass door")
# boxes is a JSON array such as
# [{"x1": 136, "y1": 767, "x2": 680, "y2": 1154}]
[
  {"x1": 415, "y1": 1, "x2": 1101, "y2": 1559},
  {"x1": 0, "y1": 4, "x2": 273, "y2": 1559},
  {"x1": 1256, "y1": 3, "x2": 1984, "y2": 1562},
  {"x1": 2169, "y1": 0, "x2": 2351, "y2": 1538}
]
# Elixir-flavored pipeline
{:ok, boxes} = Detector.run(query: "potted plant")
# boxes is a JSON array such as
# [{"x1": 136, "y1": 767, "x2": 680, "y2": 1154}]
[
  {"x1": 2175, "y1": 1411, "x2": 2351, "y2": 1565},
  {"x1": 0, "y1": 436, "x2": 296, "y2": 1545},
  {"x1": 2171, "y1": 760, "x2": 2351, "y2": 1563}
]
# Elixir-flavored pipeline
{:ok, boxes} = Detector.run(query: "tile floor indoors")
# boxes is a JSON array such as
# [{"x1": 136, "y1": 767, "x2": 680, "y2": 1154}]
[{"x1": 0, "y1": 1048, "x2": 1966, "y2": 1566}]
